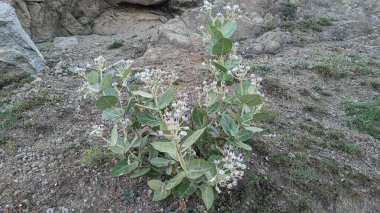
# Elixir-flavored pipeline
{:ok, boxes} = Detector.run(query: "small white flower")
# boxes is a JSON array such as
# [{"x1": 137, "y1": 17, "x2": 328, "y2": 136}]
[
  {"x1": 219, "y1": 170, "x2": 225, "y2": 175},
  {"x1": 227, "y1": 183, "x2": 233, "y2": 189},
  {"x1": 180, "y1": 131, "x2": 187, "y2": 136}
]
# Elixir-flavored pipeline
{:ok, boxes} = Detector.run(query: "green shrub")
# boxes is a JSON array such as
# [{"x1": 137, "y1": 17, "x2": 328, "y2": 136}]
[
  {"x1": 107, "y1": 40, "x2": 124, "y2": 50},
  {"x1": 76, "y1": 2, "x2": 269, "y2": 210}
]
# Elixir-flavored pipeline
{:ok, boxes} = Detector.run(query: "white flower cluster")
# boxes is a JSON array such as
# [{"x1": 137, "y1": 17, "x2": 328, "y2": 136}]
[
  {"x1": 223, "y1": 4, "x2": 242, "y2": 19},
  {"x1": 231, "y1": 64, "x2": 251, "y2": 79},
  {"x1": 159, "y1": 97, "x2": 191, "y2": 140},
  {"x1": 210, "y1": 145, "x2": 247, "y2": 193},
  {"x1": 201, "y1": 0, "x2": 214, "y2": 11},
  {"x1": 89, "y1": 124, "x2": 104, "y2": 137},
  {"x1": 250, "y1": 74, "x2": 263, "y2": 87},
  {"x1": 135, "y1": 68, "x2": 178, "y2": 89},
  {"x1": 94, "y1": 56, "x2": 106, "y2": 69},
  {"x1": 201, "y1": 80, "x2": 218, "y2": 93}
]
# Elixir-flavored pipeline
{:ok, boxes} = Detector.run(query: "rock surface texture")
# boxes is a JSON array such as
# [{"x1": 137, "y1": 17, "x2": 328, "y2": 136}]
[
  {"x1": 8, "y1": 0, "x2": 187, "y2": 41},
  {"x1": 0, "y1": 2, "x2": 44, "y2": 88}
]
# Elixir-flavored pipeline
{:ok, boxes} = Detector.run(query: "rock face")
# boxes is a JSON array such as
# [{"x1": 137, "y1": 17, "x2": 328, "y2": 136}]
[
  {"x1": 9, "y1": 0, "x2": 172, "y2": 42},
  {"x1": 0, "y1": 2, "x2": 45, "y2": 88},
  {"x1": 116, "y1": 0, "x2": 167, "y2": 6}
]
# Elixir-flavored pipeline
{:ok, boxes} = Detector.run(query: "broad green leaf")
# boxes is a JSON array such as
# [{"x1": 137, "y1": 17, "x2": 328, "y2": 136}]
[
  {"x1": 102, "y1": 73, "x2": 112, "y2": 88},
  {"x1": 244, "y1": 126, "x2": 264, "y2": 133},
  {"x1": 150, "y1": 157, "x2": 170, "y2": 167},
  {"x1": 225, "y1": 55, "x2": 242, "y2": 70},
  {"x1": 207, "y1": 101, "x2": 222, "y2": 116},
  {"x1": 212, "y1": 61, "x2": 227, "y2": 73},
  {"x1": 88, "y1": 84, "x2": 100, "y2": 93},
  {"x1": 137, "y1": 113, "x2": 161, "y2": 126},
  {"x1": 212, "y1": 38, "x2": 233, "y2": 55},
  {"x1": 123, "y1": 67, "x2": 132, "y2": 78},
  {"x1": 96, "y1": 96, "x2": 118, "y2": 110},
  {"x1": 107, "y1": 136, "x2": 128, "y2": 154},
  {"x1": 87, "y1": 71, "x2": 98, "y2": 85},
  {"x1": 148, "y1": 179, "x2": 164, "y2": 190},
  {"x1": 151, "y1": 142, "x2": 176, "y2": 155},
  {"x1": 186, "y1": 159, "x2": 211, "y2": 179},
  {"x1": 236, "y1": 129, "x2": 253, "y2": 142},
  {"x1": 165, "y1": 171, "x2": 186, "y2": 190},
  {"x1": 216, "y1": 72, "x2": 234, "y2": 86},
  {"x1": 207, "y1": 24, "x2": 224, "y2": 39},
  {"x1": 213, "y1": 15, "x2": 224, "y2": 28},
  {"x1": 130, "y1": 167, "x2": 150, "y2": 178},
  {"x1": 252, "y1": 112, "x2": 270, "y2": 121},
  {"x1": 228, "y1": 110, "x2": 243, "y2": 124},
  {"x1": 234, "y1": 81, "x2": 253, "y2": 98},
  {"x1": 242, "y1": 112, "x2": 254, "y2": 122},
  {"x1": 172, "y1": 180, "x2": 196, "y2": 198},
  {"x1": 109, "y1": 159, "x2": 138, "y2": 177},
  {"x1": 221, "y1": 19, "x2": 237, "y2": 38},
  {"x1": 191, "y1": 108, "x2": 207, "y2": 129},
  {"x1": 152, "y1": 189, "x2": 171, "y2": 201},
  {"x1": 102, "y1": 108, "x2": 123, "y2": 121},
  {"x1": 102, "y1": 87, "x2": 118, "y2": 96},
  {"x1": 239, "y1": 94, "x2": 262, "y2": 106},
  {"x1": 220, "y1": 114, "x2": 237, "y2": 136},
  {"x1": 147, "y1": 170, "x2": 163, "y2": 179},
  {"x1": 214, "y1": 18, "x2": 222, "y2": 28},
  {"x1": 156, "y1": 87, "x2": 175, "y2": 109},
  {"x1": 181, "y1": 128, "x2": 206, "y2": 152},
  {"x1": 205, "y1": 91, "x2": 217, "y2": 107},
  {"x1": 132, "y1": 91, "x2": 153, "y2": 99},
  {"x1": 111, "y1": 127, "x2": 118, "y2": 144},
  {"x1": 128, "y1": 135, "x2": 141, "y2": 148},
  {"x1": 235, "y1": 141, "x2": 252, "y2": 151},
  {"x1": 200, "y1": 184, "x2": 214, "y2": 210}
]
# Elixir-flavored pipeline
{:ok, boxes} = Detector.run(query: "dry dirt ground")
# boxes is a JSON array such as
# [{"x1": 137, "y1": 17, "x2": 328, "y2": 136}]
[{"x1": 1, "y1": 1, "x2": 380, "y2": 212}]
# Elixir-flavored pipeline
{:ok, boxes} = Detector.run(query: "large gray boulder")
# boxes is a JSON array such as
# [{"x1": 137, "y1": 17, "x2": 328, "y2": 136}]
[{"x1": 0, "y1": 2, "x2": 45, "y2": 87}]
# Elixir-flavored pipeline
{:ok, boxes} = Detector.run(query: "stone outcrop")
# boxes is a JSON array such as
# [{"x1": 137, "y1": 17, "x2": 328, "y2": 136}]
[
  {"x1": 8, "y1": 0, "x2": 180, "y2": 42},
  {"x1": 0, "y1": 2, "x2": 45, "y2": 88}
]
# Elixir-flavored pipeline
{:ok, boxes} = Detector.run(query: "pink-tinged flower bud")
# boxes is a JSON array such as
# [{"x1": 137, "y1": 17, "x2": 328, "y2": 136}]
[{"x1": 221, "y1": 81, "x2": 226, "y2": 87}]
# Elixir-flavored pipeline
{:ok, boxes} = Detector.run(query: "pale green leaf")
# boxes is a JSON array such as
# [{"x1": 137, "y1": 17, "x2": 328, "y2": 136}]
[
  {"x1": 156, "y1": 87, "x2": 175, "y2": 109},
  {"x1": 212, "y1": 38, "x2": 233, "y2": 55},
  {"x1": 109, "y1": 159, "x2": 138, "y2": 177},
  {"x1": 150, "y1": 157, "x2": 170, "y2": 167},
  {"x1": 152, "y1": 189, "x2": 171, "y2": 201},
  {"x1": 87, "y1": 71, "x2": 98, "y2": 85},
  {"x1": 130, "y1": 167, "x2": 150, "y2": 178},
  {"x1": 181, "y1": 128, "x2": 206, "y2": 152},
  {"x1": 186, "y1": 159, "x2": 211, "y2": 179},
  {"x1": 221, "y1": 19, "x2": 237, "y2": 38},
  {"x1": 239, "y1": 94, "x2": 262, "y2": 106},
  {"x1": 96, "y1": 96, "x2": 118, "y2": 110},
  {"x1": 200, "y1": 184, "x2": 214, "y2": 210},
  {"x1": 244, "y1": 126, "x2": 264, "y2": 133},
  {"x1": 151, "y1": 142, "x2": 176, "y2": 155},
  {"x1": 236, "y1": 129, "x2": 253, "y2": 142},
  {"x1": 191, "y1": 108, "x2": 207, "y2": 129},
  {"x1": 165, "y1": 171, "x2": 186, "y2": 190},
  {"x1": 132, "y1": 91, "x2": 153, "y2": 99},
  {"x1": 148, "y1": 179, "x2": 164, "y2": 190},
  {"x1": 102, "y1": 108, "x2": 123, "y2": 121},
  {"x1": 220, "y1": 114, "x2": 237, "y2": 136},
  {"x1": 137, "y1": 113, "x2": 161, "y2": 126}
]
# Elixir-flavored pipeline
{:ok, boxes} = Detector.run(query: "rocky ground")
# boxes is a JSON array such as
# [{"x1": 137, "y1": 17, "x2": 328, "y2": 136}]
[{"x1": 1, "y1": 0, "x2": 380, "y2": 212}]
